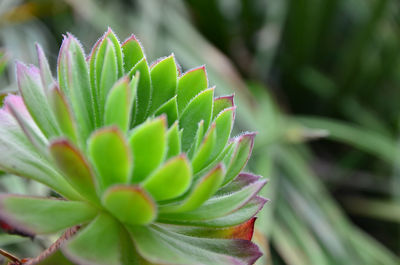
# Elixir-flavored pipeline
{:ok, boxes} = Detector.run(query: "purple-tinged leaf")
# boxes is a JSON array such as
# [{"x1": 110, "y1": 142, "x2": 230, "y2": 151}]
[
  {"x1": 16, "y1": 62, "x2": 60, "y2": 138},
  {"x1": 216, "y1": 173, "x2": 262, "y2": 196},
  {"x1": 0, "y1": 195, "x2": 96, "y2": 234},
  {"x1": 64, "y1": 214, "x2": 121, "y2": 265},
  {"x1": 50, "y1": 139, "x2": 99, "y2": 203},
  {"x1": 58, "y1": 34, "x2": 95, "y2": 141},
  {"x1": 128, "y1": 224, "x2": 262, "y2": 265},
  {"x1": 159, "y1": 196, "x2": 267, "y2": 228},
  {"x1": 102, "y1": 185, "x2": 156, "y2": 225},
  {"x1": 212, "y1": 95, "x2": 234, "y2": 120},
  {"x1": 177, "y1": 66, "x2": 208, "y2": 114},
  {"x1": 4, "y1": 95, "x2": 48, "y2": 154},
  {"x1": 88, "y1": 127, "x2": 132, "y2": 191},
  {"x1": 167, "y1": 217, "x2": 257, "y2": 240},
  {"x1": 159, "y1": 179, "x2": 266, "y2": 221},
  {"x1": 35, "y1": 43, "x2": 54, "y2": 90},
  {"x1": 223, "y1": 133, "x2": 256, "y2": 185},
  {"x1": 0, "y1": 109, "x2": 80, "y2": 200}
]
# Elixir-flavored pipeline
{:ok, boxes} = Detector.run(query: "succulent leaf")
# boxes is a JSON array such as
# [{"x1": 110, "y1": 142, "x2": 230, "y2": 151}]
[
  {"x1": 129, "y1": 116, "x2": 167, "y2": 183},
  {"x1": 149, "y1": 55, "x2": 178, "y2": 113},
  {"x1": 142, "y1": 155, "x2": 192, "y2": 201},
  {"x1": 0, "y1": 195, "x2": 96, "y2": 234},
  {"x1": 104, "y1": 76, "x2": 136, "y2": 132},
  {"x1": 1, "y1": 29, "x2": 267, "y2": 265},
  {"x1": 64, "y1": 214, "x2": 121, "y2": 265},
  {"x1": 50, "y1": 139, "x2": 99, "y2": 203},
  {"x1": 88, "y1": 126, "x2": 132, "y2": 191},
  {"x1": 177, "y1": 66, "x2": 208, "y2": 113},
  {"x1": 180, "y1": 88, "x2": 214, "y2": 151},
  {"x1": 102, "y1": 186, "x2": 156, "y2": 225},
  {"x1": 16, "y1": 62, "x2": 60, "y2": 138}
]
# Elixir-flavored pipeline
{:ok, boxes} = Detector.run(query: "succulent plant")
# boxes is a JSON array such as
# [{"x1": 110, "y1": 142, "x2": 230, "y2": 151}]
[{"x1": 0, "y1": 29, "x2": 267, "y2": 265}]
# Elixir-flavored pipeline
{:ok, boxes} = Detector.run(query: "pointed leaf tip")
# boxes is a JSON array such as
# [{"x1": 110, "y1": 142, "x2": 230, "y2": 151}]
[{"x1": 223, "y1": 132, "x2": 256, "y2": 185}]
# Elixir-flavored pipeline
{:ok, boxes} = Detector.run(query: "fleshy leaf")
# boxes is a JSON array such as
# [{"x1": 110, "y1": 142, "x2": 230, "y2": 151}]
[
  {"x1": 192, "y1": 123, "x2": 216, "y2": 173},
  {"x1": 180, "y1": 88, "x2": 214, "y2": 151},
  {"x1": 35, "y1": 43, "x2": 54, "y2": 90},
  {"x1": 122, "y1": 35, "x2": 144, "y2": 73},
  {"x1": 16, "y1": 62, "x2": 60, "y2": 138},
  {"x1": 129, "y1": 224, "x2": 262, "y2": 265},
  {"x1": 166, "y1": 122, "x2": 181, "y2": 159},
  {"x1": 4, "y1": 95, "x2": 48, "y2": 154},
  {"x1": 167, "y1": 217, "x2": 256, "y2": 240},
  {"x1": 88, "y1": 127, "x2": 131, "y2": 191},
  {"x1": 102, "y1": 185, "x2": 156, "y2": 225},
  {"x1": 209, "y1": 107, "x2": 235, "y2": 163},
  {"x1": 0, "y1": 195, "x2": 96, "y2": 234},
  {"x1": 129, "y1": 116, "x2": 167, "y2": 183},
  {"x1": 48, "y1": 85, "x2": 78, "y2": 143},
  {"x1": 223, "y1": 133, "x2": 256, "y2": 185},
  {"x1": 142, "y1": 155, "x2": 192, "y2": 201},
  {"x1": 129, "y1": 58, "x2": 151, "y2": 125},
  {"x1": 160, "y1": 179, "x2": 266, "y2": 221},
  {"x1": 104, "y1": 76, "x2": 136, "y2": 132},
  {"x1": 0, "y1": 109, "x2": 80, "y2": 200},
  {"x1": 159, "y1": 196, "x2": 267, "y2": 228},
  {"x1": 64, "y1": 214, "x2": 121, "y2": 265},
  {"x1": 149, "y1": 55, "x2": 177, "y2": 113},
  {"x1": 212, "y1": 95, "x2": 234, "y2": 120},
  {"x1": 154, "y1": 96, "x2": 178, "y2": 127},
  {"x1": 187, "y1": 120, "x2": 204, "y2": 159},
  {"x1": 50, "y1": 139, "x2": 99, "y2": 203},
  {"x1": 217, "y1": 173, "x2": 261, "y2": 196},
  {"x1": 97, "y1": 39, "x2": 119, "y2": 123},
  {"x1": 58, "y1": 34, "x2": 95, "y2": 141},
  {"x1": 160, "y1": 163, "x2": 225, "y2": 213},
  {"x1": 104, "y1": 28, "x2": 124, "y2": 77},
  {"x1": 177, "y1": 66, "x2": 208, "y2": 113}
]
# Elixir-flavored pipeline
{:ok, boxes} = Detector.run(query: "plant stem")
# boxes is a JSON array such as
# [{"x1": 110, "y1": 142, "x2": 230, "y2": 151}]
[{"x1": 8, "y1": 225, "x2": 81, "y2": 265}]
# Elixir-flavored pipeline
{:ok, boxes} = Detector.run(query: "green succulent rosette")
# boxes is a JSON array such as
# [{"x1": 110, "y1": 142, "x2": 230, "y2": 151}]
[{"x1": 0, "y1": 29, "x2": 267, "y2": 265}]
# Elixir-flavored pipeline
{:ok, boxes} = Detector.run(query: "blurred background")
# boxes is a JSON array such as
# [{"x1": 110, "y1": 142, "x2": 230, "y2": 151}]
[{"x1": 1, "y1": 0, "x2": 400, "y2": 264}]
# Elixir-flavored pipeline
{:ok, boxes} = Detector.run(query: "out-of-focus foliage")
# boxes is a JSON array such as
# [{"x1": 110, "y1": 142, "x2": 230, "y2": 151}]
[{"x1": 0, "y1": 0, "x2": 400, "y2": 264}]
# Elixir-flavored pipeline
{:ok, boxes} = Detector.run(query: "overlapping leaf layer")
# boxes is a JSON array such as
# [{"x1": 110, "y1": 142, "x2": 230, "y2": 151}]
[{"x1": 0, "y1": 29, "x2": 267, "y2": 265}]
